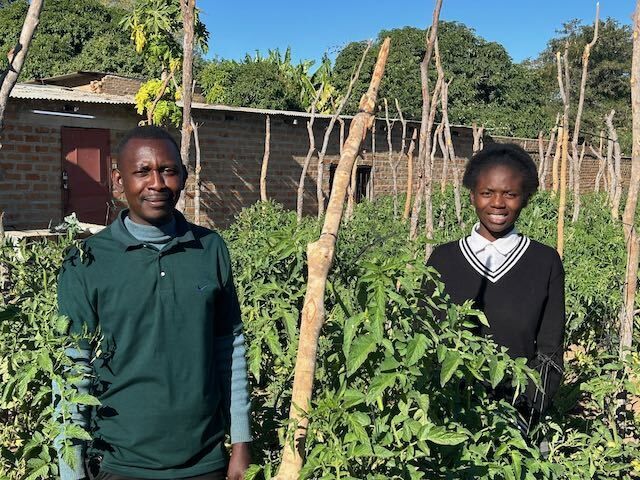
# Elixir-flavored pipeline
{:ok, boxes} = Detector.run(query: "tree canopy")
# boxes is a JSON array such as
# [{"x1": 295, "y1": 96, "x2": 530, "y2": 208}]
[
  {"x1": 330, "y1": 23, "x2": 550, "y2": 137},
  {"x1": 0, "y1": 0, "x2": 154, "y2": 80},
  {"x1": 535, "y1": 18, "x2": 632, "y2": 150}
]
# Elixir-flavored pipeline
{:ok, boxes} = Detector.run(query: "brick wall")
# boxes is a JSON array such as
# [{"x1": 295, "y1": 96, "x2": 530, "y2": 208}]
[{"x1": 0, "y1": 96, "x2": 633, "y2": 231}]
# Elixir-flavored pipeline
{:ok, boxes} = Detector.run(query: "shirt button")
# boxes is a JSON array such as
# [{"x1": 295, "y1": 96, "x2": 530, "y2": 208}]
[{"x1": 160, "y1": 271, "x2": 166, "y2": 277}]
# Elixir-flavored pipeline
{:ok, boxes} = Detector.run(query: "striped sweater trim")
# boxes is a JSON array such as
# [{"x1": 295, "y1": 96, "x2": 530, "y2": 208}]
[{"x1": 458, "y1": 235, "x2": 531, "y2": 283}]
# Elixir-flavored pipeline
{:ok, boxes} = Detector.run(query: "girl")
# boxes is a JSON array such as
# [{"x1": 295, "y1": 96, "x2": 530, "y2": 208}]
[{"x1": 426, "y1": 142, "x2": 565, "y2": 422}]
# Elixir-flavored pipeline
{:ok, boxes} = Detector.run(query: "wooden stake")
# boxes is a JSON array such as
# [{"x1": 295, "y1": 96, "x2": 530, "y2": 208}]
[
  {"x1": 571, "y1": 3, "x2": 600, "y2": 222},
  {"x1": 345, "y1": 155, "x2": 359, "y2": 222},
  {"x1": 472, "y1": 122, "x2": 484, "y2": 155},
  {"x1": 191, "y1": 118, "x2": 202, "y2": 225},
  {"x1": 556, "y1": 48, "x2": 570, "y2": 257},
  {"x1": 260, "y1": 115, "x2": 271, "y2": 202},
  {"x1": 296, "y1": 84, "x2": 323, "y2": 222},
  {"x1": 180, "y1": 0, "x2": 196, "y2": 179},
  {"x1": 402, "y1": 128, "x2": 418, "y2": 220},
  {"x1": 409, "y1": 0, "x2": 444, "y2": 239},
  {"x1": 275, "y1": 38, "x2": 391, "y2": 480},
  {"x1": 383, "y1": 99, "x2": 399, "y2": 217},
  {"x1": 606, "y1": 110, "x2": 623, "y2": 220},
  {"x1": 619, "y1": 0, "x2": 640, "y2": 359},
  {"x1": 317, "y1": 44, "x2": 370, "y2": 217}
]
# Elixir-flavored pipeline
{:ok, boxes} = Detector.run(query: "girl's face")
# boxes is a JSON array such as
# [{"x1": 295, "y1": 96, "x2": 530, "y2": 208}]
[{"x1": 470, "y1": 164, "x2": 526, "y2": 241}]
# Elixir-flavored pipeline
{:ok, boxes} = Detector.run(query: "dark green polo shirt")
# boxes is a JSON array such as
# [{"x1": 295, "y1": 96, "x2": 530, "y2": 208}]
[{"x1": 57, "y1": 211, "x2": 241, "y2": 478}]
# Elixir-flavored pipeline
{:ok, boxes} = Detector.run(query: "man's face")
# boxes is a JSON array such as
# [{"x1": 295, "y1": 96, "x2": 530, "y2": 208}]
[
  {"x1": 112, "y1": 138, "x2": 185, "y2": 226},
  {"x1": 469, "y1": 164, "x2": 526, "y2": 241}
]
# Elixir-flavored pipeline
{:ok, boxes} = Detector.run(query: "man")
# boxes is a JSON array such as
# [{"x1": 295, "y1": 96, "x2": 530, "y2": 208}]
[{"x1": 57, "y1": 126, "x2": 251, "y2": 480}]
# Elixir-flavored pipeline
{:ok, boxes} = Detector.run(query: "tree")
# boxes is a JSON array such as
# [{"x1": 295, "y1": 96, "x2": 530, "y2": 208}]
[
  {"x1": 121, "y1": 0, "x2": 209, "y2": 126},
  {"x1": 332, "y1": 23, "x2": 550, "y2": 137},
  {"x1": 0, "y1": 0, "x2": 153, "y2": 80},
  {"x1": 536, "y1": 18, "x2": 633, "y2": 152},
  {"x1": 199, "y1": 60, "x2": 303, "y2": 110}
]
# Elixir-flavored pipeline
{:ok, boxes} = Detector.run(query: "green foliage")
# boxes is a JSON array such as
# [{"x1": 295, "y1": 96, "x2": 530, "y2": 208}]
[
  {"x1": 200, "y1": 60, "x2": 304, "y2": 111},
  {"x1": 331, "y1": 24, "x2": 551, "y2": 137},
  {"x1": 535, "y1": 18, "x2": 633, "y2": 153},
  {"x1": 199, "y1": 47, "x2": 338, "y2": 113},
  {"x1": 0, "y1": 0, "x2": 154, "y2": 80},
  {"x1": 134, "y1": 78, "x2": 182, "y2": 127},
  {"x1": 1, "y1": 194, "x2": 638, "y2": 479},
  {"x1": 0, "y1": 234, "x2": 94, "y2": 479}
]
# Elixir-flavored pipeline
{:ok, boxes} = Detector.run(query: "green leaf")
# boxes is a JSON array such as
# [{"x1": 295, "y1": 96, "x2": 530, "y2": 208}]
[
  {"x1": 36, "y1": 352, "x2": 53, "y2": 373},
  {"x1": 423, "y1": 426, "x2": 468, "y2": 445},
  {"x1": 367, "y1": 373, "x2": 398, "y2": 403},
  {"x1": 70, "y1": 393, "x2": 101, "y2": 406},
  {"x1": 343, "y1": 313, "x2": 364, "y2": 360},
  {"x1": 405, "y1": 333, "x2": 428, "y2": 366},
  {"x1": 488, "y1": 357, "x2": 507, "y2": 389},
  {"x1": 65, "y1": 424, "x2": 92, "y2": 441},
  {"x1": 440, "y1": 350, "x2": 462, "y2": 387},
  {"x1": 346, "y1": 335, "x2": 377, "y2": 376}
]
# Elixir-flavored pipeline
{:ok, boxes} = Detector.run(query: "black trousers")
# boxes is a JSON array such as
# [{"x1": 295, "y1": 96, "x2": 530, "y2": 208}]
[{"x1": 93, "y1": 469, "x2": 226, "y2": 480}]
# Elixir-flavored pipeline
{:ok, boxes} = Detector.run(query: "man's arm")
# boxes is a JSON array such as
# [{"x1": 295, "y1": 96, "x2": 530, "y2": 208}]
[
  {"x1": 56, "y1": 250, "x2": 98, "y2": 480},
  {"x1": 214, "y1": 239, "x2": 252, "y2": 479}
]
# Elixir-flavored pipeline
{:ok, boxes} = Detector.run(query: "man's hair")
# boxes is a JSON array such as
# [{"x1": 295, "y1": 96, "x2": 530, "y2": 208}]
[
  {"x1": 116, "y1": 126, "x2": 180, "y2": 164},
  {"x1": 462, "y1": 143, "x2": 539, "y2": 201}
]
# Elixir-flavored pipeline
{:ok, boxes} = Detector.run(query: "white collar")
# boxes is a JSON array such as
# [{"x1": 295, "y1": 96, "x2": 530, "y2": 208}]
[
  {"x1": 468, "y1": 222, "x2": 521, "y2": 256},
  {"x1": 459, "y1": 224, "x2": 530, "y2": 283}
]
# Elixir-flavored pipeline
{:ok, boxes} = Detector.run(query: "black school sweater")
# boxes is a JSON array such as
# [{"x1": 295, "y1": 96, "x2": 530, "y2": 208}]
[{"x1": 426, "y1": 236, "x2": 565, "y2": 413}]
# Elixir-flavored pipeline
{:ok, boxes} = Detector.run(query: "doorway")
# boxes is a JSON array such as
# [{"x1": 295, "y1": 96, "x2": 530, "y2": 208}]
[{"x1": 61, "y1": 127, "x2": 111, "y2": 225}]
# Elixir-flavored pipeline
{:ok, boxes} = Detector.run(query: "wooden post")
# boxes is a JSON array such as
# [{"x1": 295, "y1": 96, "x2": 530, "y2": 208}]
[
  {"x1": 179, "y1": 0, "x2": 196, "y2": 175},
  {"x1": 606, "y1": 110, "x2": 623, "y2": 220},
  {"x1": 402, "y1": 128, "x2": 418, "y2": 220},
  {"x1": 274, "y1": 38, "x2": 391, "y2": 480},
  {"x1": 316, "y1": 44, "x2": 370, "y2": 218},
  {"x1": 441, "y1": 81, "x2": 462, "y2": 226},
  {"x1": 557, "y1": 125, "x2": 569, "y2": 258},
  {"x1": 345, "y1": 155, "x2": 359, "y2": 222},
  {"x1": 409, "y1": 0, "x2": 444, "y2": 240},
  {"x1": 472, "y1": 122, "x2": 484, "y2": 155},
  {"x1": 383, "y1": 99, "x2": 399, "y2": 217},
  {"x1": 556, "y1": 47, "x2": 571, "y2": 257},
  {"x1": 296, "y1": 84, "x2": 323, "y2": 222},
  {"x1": 260, "y1": 115, "x2": 271, "y2": 202},
  {"x1": 191, "y1": 118, "x2": 202, "y2": 225},
  {"x1": 619, "y1": 0, "x2": 640, "y2": 359},
  {"x1": 394, "y1": 99, "x2": 408, "y2": 219},
  {"x1": 571, "y1": 4, "x2": 599, "y2": 222}
]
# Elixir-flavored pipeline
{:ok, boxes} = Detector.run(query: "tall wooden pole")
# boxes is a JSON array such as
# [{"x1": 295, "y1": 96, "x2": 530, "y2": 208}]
[
  {"x1": 274, "y1": 38, "x2": 391, "y2": 480},
  {"x1": 316, "y1": 44, "x2": 370, "y2": 218},
  {"x1": 409, "y1": 0, "x2": 444, "y2": 240},
  {"x1": 260, "y1": 115, "x2": 271, "y2": 202},
  {"x1": 177, "y1": 0, "x2": 195, "y2": 213},
  {"x1": 619, "y1": 0, "x2": 640, "y2": 359},
  {"x1": 571, "y1": 4, "x2": 600, "y2": 222}
]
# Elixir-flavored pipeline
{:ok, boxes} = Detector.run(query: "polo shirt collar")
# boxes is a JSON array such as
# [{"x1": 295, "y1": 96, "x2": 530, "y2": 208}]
[
  {"x1": 110, "y1": 209, "x2": 196, "y2": 251},
  {"x1": 468, "y1": 222, "x2": 520, "y2": 256}
]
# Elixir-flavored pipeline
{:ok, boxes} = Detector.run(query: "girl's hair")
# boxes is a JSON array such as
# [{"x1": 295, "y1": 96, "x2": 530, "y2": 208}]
[{"x1": 462, "y1": 143, "x2": 539, "y2": 202}]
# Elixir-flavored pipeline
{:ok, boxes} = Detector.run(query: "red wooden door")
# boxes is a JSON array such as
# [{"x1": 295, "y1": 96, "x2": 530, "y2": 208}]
[{"x1": 61, "y1": 127, "x2": 111, "y2": 225}]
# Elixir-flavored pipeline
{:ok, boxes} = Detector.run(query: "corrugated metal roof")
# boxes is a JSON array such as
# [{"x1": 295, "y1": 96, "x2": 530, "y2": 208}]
[
  {"x1": 10, "y1": 84, "x2": 135, "y2": 104},
  {"x1": 9, "y1": 83, "x2": 472, "y2": 129}
]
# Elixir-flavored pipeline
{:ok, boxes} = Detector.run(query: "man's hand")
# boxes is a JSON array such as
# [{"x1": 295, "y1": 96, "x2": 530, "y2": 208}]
[{"x1": 227, "y1": 442, "x2": 251, "y2": 480}]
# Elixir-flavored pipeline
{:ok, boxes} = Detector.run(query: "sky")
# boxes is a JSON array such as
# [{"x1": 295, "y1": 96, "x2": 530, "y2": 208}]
[{"x1": 199, "y1": 0, "x2": 633, "y2": 67}]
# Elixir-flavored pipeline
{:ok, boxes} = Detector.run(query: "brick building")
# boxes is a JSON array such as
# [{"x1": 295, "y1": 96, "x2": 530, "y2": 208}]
[{"x1": 0, "y1": 72, "x2": 629, "y2": 231}]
